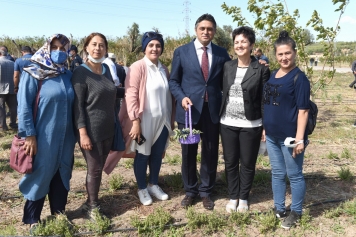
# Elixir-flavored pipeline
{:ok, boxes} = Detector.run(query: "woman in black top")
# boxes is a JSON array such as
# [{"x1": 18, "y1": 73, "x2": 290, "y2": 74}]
[
  {"x1": 72, "y1": 32, "x2": 117, "y2": 220},
  {"x1": 219, "y1": 26, "x2": 270, "y2": 213}
]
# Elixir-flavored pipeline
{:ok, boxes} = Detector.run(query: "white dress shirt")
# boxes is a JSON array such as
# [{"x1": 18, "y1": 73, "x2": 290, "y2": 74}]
[{"x1": 194, "y1": 39, "x2": 212, "y2": 72}]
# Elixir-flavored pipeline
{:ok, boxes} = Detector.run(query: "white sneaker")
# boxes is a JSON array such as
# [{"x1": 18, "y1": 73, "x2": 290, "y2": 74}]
[
  {"x1": 147, "y1": 185, "x2": 169, "y2": 200},
  {"x1": 237, "y1": 200, "x2": 249, "y2": 213},
  {"x1": 226, "y1": 201, "x2": 237, "y2": 213},
  {"x1": 138, "y1": 189, "x2": 153, "y2": 205}
]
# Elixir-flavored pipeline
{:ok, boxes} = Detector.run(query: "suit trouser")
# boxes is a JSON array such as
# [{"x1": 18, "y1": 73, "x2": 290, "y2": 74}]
[
  {"x1": 220, "y1": 124, "x2": 263, "y2": 200},
  {"x1": 178, "y1": 102, "x2": 219, "y2": 198},
  {"x1": 0, "y1": 94, "x2": 17, "y2": 129}
]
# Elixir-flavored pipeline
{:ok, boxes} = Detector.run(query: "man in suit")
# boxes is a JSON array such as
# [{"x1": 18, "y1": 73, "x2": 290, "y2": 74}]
[{"x1": 169, "y1": 14, "x2": 230, "y2": 210}]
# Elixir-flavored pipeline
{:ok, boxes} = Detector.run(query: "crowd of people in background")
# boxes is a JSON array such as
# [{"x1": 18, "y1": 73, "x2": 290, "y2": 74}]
[{"x1": 0, "y1": 12, "x2": 320, "y2": 234}]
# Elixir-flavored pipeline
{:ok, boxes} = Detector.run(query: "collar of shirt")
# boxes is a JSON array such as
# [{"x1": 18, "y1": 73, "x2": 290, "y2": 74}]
[
  {"x1": 143, "y1": 56, "x2": 163, "y2": 71},
  {"x1": 194, "y1": 39, "x2": 212, "y2": 70}
]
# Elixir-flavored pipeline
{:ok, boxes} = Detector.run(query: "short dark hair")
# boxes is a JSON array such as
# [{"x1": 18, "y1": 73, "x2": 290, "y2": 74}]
[
  {"x1": 273, "y1": 30, "x2": 296, "y2": 53},
  {"x1": 195, "y1": 14, "x2": 216, "y2": 30},
  {"x1": 21, "y1": 46, "x2": 32, "y2": 53},
  {"x1": 70, "y1": 45, "x2": 78, "y2": 53},
  {"x1": 83, "y1": 32, "x2": 108, "y2": 55},
  {"x1": 232, "y1": 26, "x2": 256, "y2": 45}
]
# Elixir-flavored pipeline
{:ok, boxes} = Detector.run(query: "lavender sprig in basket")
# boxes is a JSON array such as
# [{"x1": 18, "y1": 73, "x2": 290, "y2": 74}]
[{"x1": 173, "y1": 104, "x2": 202, "y2": 144}]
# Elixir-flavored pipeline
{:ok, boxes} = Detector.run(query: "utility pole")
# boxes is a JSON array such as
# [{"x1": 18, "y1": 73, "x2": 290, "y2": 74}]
[{"x1": 183, "y1": 1, "x2": 191, "y2": 35}]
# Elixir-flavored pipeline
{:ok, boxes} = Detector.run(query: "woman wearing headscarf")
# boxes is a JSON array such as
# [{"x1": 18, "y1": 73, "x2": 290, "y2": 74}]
[
  {"x1": 17, "y1": 34, "x2": 76, "y2": 232},
  {"x1": 104, "y1": 32, "x2": 175, "y2": 206},
  {"x1": 72, "y1": 32, "x2": 123, "y2": 219}
]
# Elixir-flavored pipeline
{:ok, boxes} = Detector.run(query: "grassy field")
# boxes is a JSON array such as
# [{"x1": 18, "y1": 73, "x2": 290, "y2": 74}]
[{"x1": 0, "y1": 70, "x2": 356, "y2": 236}]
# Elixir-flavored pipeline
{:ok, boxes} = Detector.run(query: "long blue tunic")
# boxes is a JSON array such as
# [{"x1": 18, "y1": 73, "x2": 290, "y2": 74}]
[{"x1": 17, "y1": 68, "x2": 76, "y2": 201}]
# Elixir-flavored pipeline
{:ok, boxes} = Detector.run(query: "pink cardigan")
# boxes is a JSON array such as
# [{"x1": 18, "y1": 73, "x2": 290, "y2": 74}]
[{"x1": 103, "y1": 58, "x2": 175, "y2": 175}]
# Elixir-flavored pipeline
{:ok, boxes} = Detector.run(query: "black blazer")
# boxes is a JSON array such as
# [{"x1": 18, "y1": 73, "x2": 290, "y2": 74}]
[{"x1": 219, "y1": 57, "x2": 270, "y2": 120}]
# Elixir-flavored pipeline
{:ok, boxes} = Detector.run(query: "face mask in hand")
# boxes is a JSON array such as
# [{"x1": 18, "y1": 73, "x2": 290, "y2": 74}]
[
  {"x1": 50, "y1": 50, "x2": 67, "y2": 64},
  {"x1": 87, "y1": 54, "x2": 105, "y2": 64}
]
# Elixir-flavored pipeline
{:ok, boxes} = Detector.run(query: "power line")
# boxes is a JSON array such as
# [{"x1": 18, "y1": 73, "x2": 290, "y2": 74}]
[{"x1": 183, "y1": 1, "x2": 191, "y2": 34}]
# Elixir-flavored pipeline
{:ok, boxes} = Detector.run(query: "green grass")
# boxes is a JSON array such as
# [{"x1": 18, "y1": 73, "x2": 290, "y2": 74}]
[
  {"x1": 340, "y1": 148, "x2": 352, "y2": 159},
  {"x1": 130, "y1": 207, "x2": 173, "y2": 235},
  {"x1": 164, "y1": 171, "x2": 183, "y2": 191},
  {"x1": 253, "y1": 171, "x2": 271, "y2": 187},
  {"x1": 31, "y1": 214, "x2": 77, "y2": 237},
  {"x1": 337, "y1": 167, "x2": 353, "y2": 181},
  {"x1": 326, "y1": 151, "x2": 338, "y2": 160},
  {"x1": 85, "y1": 209, "x2": 111, "y2": 235},
  {"x1": 186, "y1": 207, "x2": 227, "y2": 234},
  {"x1": 256, "y1": 210, "x2": 279, "y2": 234},
  {"x1": 108, "y1": 174, "x2": 124, "y2": 191},
  {"x1": 165, "y1": 154, "x2": 182, "y2": 165},
  {"x1": 122, "y1": 158, "x2": 134, "y2": 169}
]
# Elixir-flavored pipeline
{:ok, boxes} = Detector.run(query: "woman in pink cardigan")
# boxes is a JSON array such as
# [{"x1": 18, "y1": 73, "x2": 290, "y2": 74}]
[{"x1": 104, "y1": 32, "x2": 175, "y2": 205}]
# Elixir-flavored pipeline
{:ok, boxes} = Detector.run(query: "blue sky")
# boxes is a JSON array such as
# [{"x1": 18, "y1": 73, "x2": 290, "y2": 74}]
[{"x1": 1, "y1": 0, "x2": 355, "y2": 42}]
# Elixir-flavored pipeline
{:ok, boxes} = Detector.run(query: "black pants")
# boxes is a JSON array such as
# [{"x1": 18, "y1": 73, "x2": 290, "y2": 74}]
[
  {"x1": 220, "y1": 124, "x2": 263, "y2": 200},
  {"x1": 349, "y1": 75, "x2": 356, "y2": 88},
  {"x1": 0, "y1": 94, "x2": 17, "y2": 129},
  {"x1": 179, "y1": 102, "x2": 219, "y2": 198},
  {"x1": 81, "y1": 137, "x2": 112, "y2": 206},
  {"x1": 22, "y1": 169, "x2": 68, "y2": 224}
]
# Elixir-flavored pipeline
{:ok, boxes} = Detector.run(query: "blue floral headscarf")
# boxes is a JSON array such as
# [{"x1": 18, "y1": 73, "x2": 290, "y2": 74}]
[{"x1": 23, "y1": 34, "x2": 70, "y2": 80}]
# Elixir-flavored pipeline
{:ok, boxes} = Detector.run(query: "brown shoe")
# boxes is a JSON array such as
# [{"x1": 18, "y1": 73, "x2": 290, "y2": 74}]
[
  {"x1": 201, "y1": 196, "x2": 214, "y2": 210},
  {"x1": 181, "y1": 195, "x2": 195, "y2": 207}
]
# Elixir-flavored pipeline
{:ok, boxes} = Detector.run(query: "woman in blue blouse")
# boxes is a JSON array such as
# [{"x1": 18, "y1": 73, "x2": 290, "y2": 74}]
[
  {"x1": 17, "y1": 34, "x2": 76, "y2": 232},
  {"x1": 262, "y1": 31, "x2": 310, "y2": 229}
]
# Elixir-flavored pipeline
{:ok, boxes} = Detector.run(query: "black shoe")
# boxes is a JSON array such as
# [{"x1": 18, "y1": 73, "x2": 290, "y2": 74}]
[
  {"x1": 274, "y1": 207, "x2": 287, "y2": 218},
  {"x1": 181, "y1": 195, "x2": 195, "y2": 208},
  {"x1": 201, "y1": 196, "x2": 214, "y2": 210},
  {"x1": 281, "y1": 210, "x2": 301, "y2": 229}
]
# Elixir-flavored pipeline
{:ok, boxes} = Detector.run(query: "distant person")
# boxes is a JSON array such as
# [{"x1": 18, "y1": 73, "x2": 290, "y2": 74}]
[
  {"x1": 118, "y1": 60, "x2": 129, "y2": 79},
  {"x1": 3, "y1": 46, "x2": 15, "y2": 62},
  {"x1": 0, "y1": 46, "x2": 17, "y2": 131},
  {"x1": 106, "y1": 53, "x2": 126, "y2": 111},
  {"x1": 254, "y1": 48, "x2": 269, "y2": 64},
  {"x1": 263, "y1": 30, "x2": 310, "y2": 229},
  {"x1": 69, "y1": 45, "x2": 83, "y2": 72},
  {"x1": 309, "y1": 57, "x2": 315, "y2": 67},
  {"x1": 14, "y1": 46, "x2": 33, "y2": 94},
  {"x1": 108, "y1": 53, "x2": 126, "y2": 87},
  {"x1": 103, "y1": 53, "x2": 121, "y2": 87},
  {"x1": 314, "y1": 56, "x2": 318, "y2": 66},
  {"x1": 348, "y1": 59, "x2": 356, "y2": 89}
]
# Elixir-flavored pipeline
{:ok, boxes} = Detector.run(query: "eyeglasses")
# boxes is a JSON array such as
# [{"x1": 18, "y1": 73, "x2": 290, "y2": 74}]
[{"x1": 146, "y1": 32, "x2": 163, "y2": 39}]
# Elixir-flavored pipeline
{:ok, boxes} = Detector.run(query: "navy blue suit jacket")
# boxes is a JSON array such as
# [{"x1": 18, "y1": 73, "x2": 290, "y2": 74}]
[{"x1": 169, "y1": 40, "x2": 230, "y2": 125}]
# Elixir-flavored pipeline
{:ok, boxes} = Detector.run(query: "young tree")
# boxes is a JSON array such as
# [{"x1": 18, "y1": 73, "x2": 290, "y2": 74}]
[{"x1": 222, "y1": 0, "x2": 349, "y2": 96}]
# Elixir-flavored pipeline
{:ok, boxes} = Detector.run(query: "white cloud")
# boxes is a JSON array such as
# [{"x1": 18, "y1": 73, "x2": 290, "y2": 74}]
[{"x1": 340, "y1": 16, "x2": 356, "y2": 24}]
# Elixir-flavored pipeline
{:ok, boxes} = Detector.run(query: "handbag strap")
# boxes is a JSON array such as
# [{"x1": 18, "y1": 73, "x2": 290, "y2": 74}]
[
  {"x1": 32, "y1": 80, "x2": 43, "y2": 121},
  {"x1": 184, "y1": 104, "x2": 193, "y2": 136}
]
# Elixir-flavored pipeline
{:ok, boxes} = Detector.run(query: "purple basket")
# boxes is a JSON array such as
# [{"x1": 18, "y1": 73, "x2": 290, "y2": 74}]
[{"x1": 179, "y1": 105, "x2": 201, "y2": 145}]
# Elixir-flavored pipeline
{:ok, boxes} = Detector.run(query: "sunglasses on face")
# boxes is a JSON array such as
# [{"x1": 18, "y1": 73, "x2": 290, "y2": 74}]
[{"x1": 146, "y1": 32, "x2": 163, "y2": 39}]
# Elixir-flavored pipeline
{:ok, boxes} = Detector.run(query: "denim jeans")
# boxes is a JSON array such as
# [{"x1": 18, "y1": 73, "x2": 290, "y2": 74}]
[
  {"x1": 134, "y1": 126, "x2": 168, "y2": 189},
  {"x1": 266, "y1": 135, "x2": 306, "y2": 214}
]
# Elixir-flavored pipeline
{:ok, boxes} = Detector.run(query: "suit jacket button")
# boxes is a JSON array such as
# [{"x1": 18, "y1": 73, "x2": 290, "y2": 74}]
[
  {"x1": 205, "y1": 84, "x2": 207, "y2": 87},
  {"x1": 243, "y1": 90, "x2": 247, "y2": 93}
]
